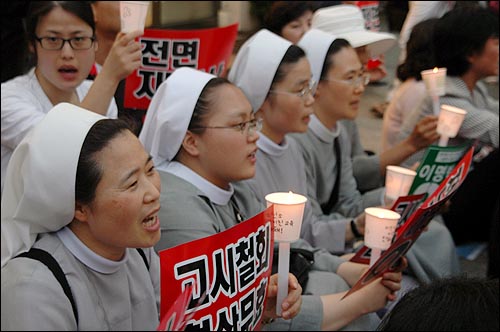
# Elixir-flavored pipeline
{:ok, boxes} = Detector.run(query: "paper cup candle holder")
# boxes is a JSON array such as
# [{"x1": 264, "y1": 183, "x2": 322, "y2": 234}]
[{"x1": 265, "y1": 192, "x2": 307, "y2": 315}]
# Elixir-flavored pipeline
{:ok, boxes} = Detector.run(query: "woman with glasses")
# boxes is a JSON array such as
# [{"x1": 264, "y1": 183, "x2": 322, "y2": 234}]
[
  {"x1": 1, "y1": 1, "x2": 142, "y2": 194},
  {"x1": 228, "y1": 29, "x2": 406, "y2": 330},
  {"x1": 140, "y1": 65, "x2": 404, "y2": 331},
  {"x1": 294, "y1": 29, "x2": 460, "y2": 285}
]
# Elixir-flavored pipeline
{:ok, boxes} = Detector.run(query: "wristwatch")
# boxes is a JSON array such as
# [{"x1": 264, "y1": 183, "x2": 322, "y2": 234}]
[{"x1": 351, "y1": 219, "x2": 362, "y2": 239}]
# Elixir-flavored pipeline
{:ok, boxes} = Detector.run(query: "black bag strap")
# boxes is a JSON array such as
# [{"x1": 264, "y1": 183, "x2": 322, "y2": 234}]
[
  {"x1": 136, "y1": 248, "x2": 149, "y2": 270},
  {"x1": 321, "y1": 137, "x2": 341, "y2": 214},
  {"x1": 16, "y1": 248, "x2": 79, "y2": 324}
]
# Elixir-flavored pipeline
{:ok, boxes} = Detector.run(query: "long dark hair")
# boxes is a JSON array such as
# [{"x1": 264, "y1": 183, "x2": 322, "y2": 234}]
[{"x1": 397, "y1": 18, "x2": 438, "y2": 82}]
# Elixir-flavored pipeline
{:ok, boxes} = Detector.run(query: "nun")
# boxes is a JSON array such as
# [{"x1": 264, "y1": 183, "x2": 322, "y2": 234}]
[
  {"x1": 140, "y1": 41, "x2": 402, "y2": 330},
  {"x1": 294, "y1": 28, "x2": 460, "y2": 285},
  {"x1": 229, "y1": 28, "x2": 409, "y2": 331},
  {"x1": 1, "y1": 103, "x2": 162, "y2": 330}
]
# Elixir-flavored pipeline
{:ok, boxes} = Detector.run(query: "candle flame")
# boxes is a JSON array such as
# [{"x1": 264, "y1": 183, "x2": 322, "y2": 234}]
[
  {"x1": 433, "y1": 67, "x2": 439, "y2": 73},
  {"x1": 288, "y1": 191, "x2": 293, "y2": 194}
]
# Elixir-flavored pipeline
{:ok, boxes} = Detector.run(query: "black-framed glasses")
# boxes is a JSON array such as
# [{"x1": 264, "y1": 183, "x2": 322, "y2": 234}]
[
  {"x1": 191, "y1": 118, "x2": 262, "y2": 137},
  {"x1": 35, "y1": 36, "x2": 96, "y2": 50},
  {"x1": 322, "y1": 73, "x2": 371, "y2": 88},
  {"x1": 269, "y1": 79, "x2": 316, "y2": 99}
]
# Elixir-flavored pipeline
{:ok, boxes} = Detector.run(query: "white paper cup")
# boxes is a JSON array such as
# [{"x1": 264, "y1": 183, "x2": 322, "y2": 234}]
[
  {"x1": 421, "y1": 67, "x2": 447, "y2": 96},
  {"x1": 265, "y1": 192, "x2": 307, "y2": 242},
  {"x1": 364, "y1": 207, "x2": 400, "y2": 250},
  {"x1": 385, "y1": 166, "x2": 417, "y2": 204},
  {"x1": 120, "y1": 1, "x2": 150, "y2": 34},
  {"x1": 437, "y1": 105, "x2": 467, "y2": 138}
]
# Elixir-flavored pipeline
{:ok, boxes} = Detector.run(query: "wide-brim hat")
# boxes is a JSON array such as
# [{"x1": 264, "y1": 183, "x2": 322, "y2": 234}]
[{"x1": 312, "y1": 4, "x2": 396, "y2": 57}]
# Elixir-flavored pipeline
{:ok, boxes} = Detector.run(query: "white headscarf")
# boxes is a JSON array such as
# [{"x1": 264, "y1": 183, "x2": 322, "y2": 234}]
[
  {"x1": 228, "y1": 29, "x2": 292, "y2": 113},
  {"x1": 1, "y1": 103, "x2": 105, "y2": 267},
  {"x1": 139, "y1": 67, "x2": 216, "y2": 167},
  {"x1": 298, "y1": 29, "x2": 337, "y2": 86}
]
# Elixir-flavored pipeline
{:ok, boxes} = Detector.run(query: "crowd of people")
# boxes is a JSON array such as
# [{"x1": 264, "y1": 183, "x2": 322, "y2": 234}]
[{"x1": 1, "y1": 1, "x2": 498, "y2": 331}]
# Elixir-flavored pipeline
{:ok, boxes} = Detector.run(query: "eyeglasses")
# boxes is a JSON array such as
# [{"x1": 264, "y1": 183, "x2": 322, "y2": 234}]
[
  {"x1": 322, "y1": 74, "x2": 371, "y2": 88},
  {"x1": 269, "y1": 79, "x2": 316, "y2": 99},
  {"x1": 35, "y1": 36, "x2": 96, "y2": 50},
  {"x1": 191, "y1": 118, "x2": 262, "y2": 137}
]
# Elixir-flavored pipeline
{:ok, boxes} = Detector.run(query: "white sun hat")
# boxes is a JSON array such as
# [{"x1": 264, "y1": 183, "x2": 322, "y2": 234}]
[{"x1": 312, "y1": 4, "x2": 396, "y2": 57}]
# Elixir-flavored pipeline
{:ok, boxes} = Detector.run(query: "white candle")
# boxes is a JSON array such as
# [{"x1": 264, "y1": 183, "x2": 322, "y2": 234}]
[
  {"x1": 421, "y1": 67, "x2": 447, "y2": 115},
  {"x1": 120, "y1": 1, "x2": 150, "y2": 34},
  {"x1": 265, "y1": 191, "x2": 307, "y2": 315},
  {"x1": 364, "y1": 207, "x2": 400, "y2": 267},
  {"x1": 437, "y1": 105, "x2": 467, "y2": 147},
  {"x1": 384, "y1": 166, "x2": 417, "y2": 206}
]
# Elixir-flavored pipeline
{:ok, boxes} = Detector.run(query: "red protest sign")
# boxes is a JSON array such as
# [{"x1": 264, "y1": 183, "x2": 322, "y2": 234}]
[
  {"x1": 159, "y1": 206, "x2": 274, "y2": 331},
  {"x1": 124, "y1": 24, "x2": 238, "y2": 110},
  {"x1": 344, "y1": 147, "x2": 474, "y2": 298}
]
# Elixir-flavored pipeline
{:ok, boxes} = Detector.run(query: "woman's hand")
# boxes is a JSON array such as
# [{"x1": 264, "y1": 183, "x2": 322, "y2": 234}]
[
  {"x1": 263, "y1": 273, "x2": 302, "y2": 321},
  {"x1": 101, "y1": 30, "x2": 143, "y2": 82}
]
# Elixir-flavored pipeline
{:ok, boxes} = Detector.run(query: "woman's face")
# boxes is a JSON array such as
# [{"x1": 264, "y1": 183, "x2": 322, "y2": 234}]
[
  {"x1": 469, "y1": 37, "x2": 499, "y2": 78},
  {"x1": 195, "y1": 84, "x2": 258, "y2": 189},
  {"x1": 34, "y1": 6, "x2": 96, "y2": 97},
  {"x1": 262, "y1": 57, "x2": 314, "y2": 143},
  {"x1": 281, "y1": 10, "x2": 313, "y2": 44},
  {"x1": 316, "y1": 46, "x2": 366, "y2": 124},
  {"x1": 79, "y1": 131, "x2": 161, "y2": 260}
]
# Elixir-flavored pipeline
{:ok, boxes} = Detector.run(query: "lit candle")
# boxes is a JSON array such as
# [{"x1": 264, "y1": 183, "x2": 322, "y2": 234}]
[
  {"x1": 437, "y1": 105, "x2": 467, "y2": 147},
  {"x1": 421, "y1": 67, "x2": 447, "y2": 115},
  {"x1": 384, "y1": 166, "x2": 417, "y2": 206},
  {"x1": 265, "y1": 191, "x2": 307, "y2": 315},
  {"x1": 364, "y1": 207, "x2": 400, "y2": 267}
]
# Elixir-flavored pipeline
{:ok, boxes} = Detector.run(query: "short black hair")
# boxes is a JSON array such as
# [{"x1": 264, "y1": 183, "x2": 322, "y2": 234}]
[
  {"x1": 264, "y1": 1, "x2": 313, "y2": 36},
  {"x1": 378, "y1": 276, "x2": 499, "y2": 331},
  {"x1": 433, "y1": 6, "x2": 498, "y2": 76}
]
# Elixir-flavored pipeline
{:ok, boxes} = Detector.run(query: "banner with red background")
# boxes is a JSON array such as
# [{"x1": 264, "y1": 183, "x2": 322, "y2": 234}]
[
  {"x1": 124, "y1": 23, "x2": 238, "y2": 111},
  {"x1": 158, "y1": 206, "x2": 274, "y2": 331}
]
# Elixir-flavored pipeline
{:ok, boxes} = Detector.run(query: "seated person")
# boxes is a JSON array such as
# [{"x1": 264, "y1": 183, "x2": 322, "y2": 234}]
[
  {"x1": 140, "y1": 66, "x2": 404, "y2": 331},
  {"x1": 1, "y1": 104, "x2": 161, "y2": 330}
]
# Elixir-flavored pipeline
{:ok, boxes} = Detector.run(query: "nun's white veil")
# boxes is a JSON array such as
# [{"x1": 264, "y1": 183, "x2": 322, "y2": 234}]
[
  {"x1": 228, "y1": 29, "x2": 293, "y2": 113},
  {"x1": 297, "y1": 29, "x2": 337, "y2": 86},
  {"x1": 1, "y1": 103, "x2": 105, "y2": 267},
  {"x1": 139, "y1": 67, "x2": 216, "y2": 167}
]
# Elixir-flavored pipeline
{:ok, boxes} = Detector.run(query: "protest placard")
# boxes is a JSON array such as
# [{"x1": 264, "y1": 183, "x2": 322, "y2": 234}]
[{"x1": 158, "y1": 206, "x2": 274, "y2": 330}]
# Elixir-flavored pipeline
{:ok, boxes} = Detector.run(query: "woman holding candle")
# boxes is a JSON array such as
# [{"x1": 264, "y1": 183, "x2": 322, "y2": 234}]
[
  {"x1": 140, "y1": 65, "x2": 404, "y2": 330},
  {"x1": 398, "y1": 6, "x2": 499, "y2": 249},
  {"x1": 381, "y1": 18, "x2": 440, "y2": 152},
  {"x1": 0, "y1": 1, "x2": 143, "y2": 194},
  {"x1": 293, "y1": 28, "x2": 460, "y2": 284},
  {"x1": 312, "y1": 4, "x2": 442, "y2": 194}
]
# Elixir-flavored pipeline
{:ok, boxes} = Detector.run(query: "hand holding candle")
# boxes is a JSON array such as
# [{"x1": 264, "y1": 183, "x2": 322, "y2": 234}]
[
  {"x1": 364, "y1": 207, "x2": 400, "y2": 267},
  {"x1": 265, "y1": 191, "x2": 307, "y2": 316}
]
